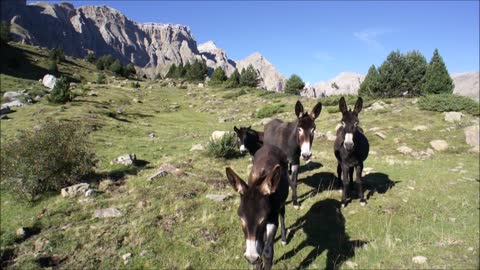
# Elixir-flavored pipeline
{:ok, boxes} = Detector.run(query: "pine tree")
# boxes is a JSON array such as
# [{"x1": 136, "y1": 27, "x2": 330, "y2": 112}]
[
  {"x1": 377, "y1": 50, "x2": 408, "y2": 97},
  {"x1": 239, "y1": 64, "x2": 259, "y2": 87},
  {"x1": 109, "y1": 59, "x2": 123, "y2": 76},
  {"x1": 165, "y1": 64, "x2": 177, "y2": 78},
  {"x1": 422, "y1": 49, "x2": 453, "y2": 95},
  {"x1": 225, "y1": 69, "x2": 240, "y2": 88},
  {"x1": 175, "y1": 63, "x2": 186, "y2": 78},
  {"x1": 404, "y1": 50, "x2": 427, "y2": 96},
  {"x1": 124, "y1": 63, "x2": 136, "y2": 77},
  {"x1": 96, "y1": 55, "x2": 114, "y2": 70},
  {"x1": 358, "y1": 65, "x2": 380, "y2": 97},
  {"x1": 187, "y1": 59, "x2": 208, "y2": 81},
  {"x1": 86, "y1": 52, "x2": 96, "y2": 63},
  {"x1": 210, "y1": 67, "x2": 227, "y2": 84},
  {"x1": 284, "y1": 74, "x2": 305, "y2": 95},
  {"x1": 48, "y1": 76, "x2": 72, "y2": 104},
  {"x1": 0, "y1": 21, "x2": 10, "y2": 44}
]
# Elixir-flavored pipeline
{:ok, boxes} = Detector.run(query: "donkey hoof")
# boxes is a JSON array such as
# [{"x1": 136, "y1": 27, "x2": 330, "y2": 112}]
[
  {"x1": 360, "y1": 200, "x2": 366, "y2": 206},
  {"x1": 282, "y1": 241, "x2": 287, "y2": 246}
]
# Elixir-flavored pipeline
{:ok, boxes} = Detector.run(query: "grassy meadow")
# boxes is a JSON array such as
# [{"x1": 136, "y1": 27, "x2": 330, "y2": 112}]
[{"x1": 1, "y1": 43, "x2": 479, "y2": 269}]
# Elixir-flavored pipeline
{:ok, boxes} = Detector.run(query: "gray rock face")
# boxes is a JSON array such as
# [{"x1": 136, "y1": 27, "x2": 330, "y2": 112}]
[
  {"x1": 452, "y1": 72, "x2": 480, "y2": 102},
  {"x1": 236, "y1": 52, "x2": 286, "y2": 92},
  {"x1": 198, "y1": 41, "x2": 236, "y2": 76},
  {"x1": 313, "y1": 72, "x2": 365, "y2": 97}
]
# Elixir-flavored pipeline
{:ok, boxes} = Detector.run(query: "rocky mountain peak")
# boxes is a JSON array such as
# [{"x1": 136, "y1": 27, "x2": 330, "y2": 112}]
[
  {"x1": 236, "y1": 52, "x2": 286, "y2": 91},
  {"x1": 198, "y1": 41, "x2": 218, "y2": 52}
]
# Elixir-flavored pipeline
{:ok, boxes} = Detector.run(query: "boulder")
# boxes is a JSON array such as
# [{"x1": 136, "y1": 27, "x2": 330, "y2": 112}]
[
  {"x1": 93, "y1": 208, "x2": 122, "y2": 218},
  {"x1": 198, "y1": 83, "x2": 204, "y2": 88},
  {"x1": 464, "y1": 125, "x2": 479, "y2": 148},
  {"x1": 397, "y1": 146, "x2": 413, "y2": 155},
  {"x1": 1, "y1": 100, "x2": 25, "y2": 108},
  {"x1": 412, "y1": 256, "x2": 427, "y2": 264},
  {"x1": 412, "y1": 125, "x2": 428, "y2": 131},
  {"x1": 211, "y1": 131, "x2": 229, "y2": 142},
  {"x1": 366, "y1": 101, "x2": 387, "y2": 111},
  {"x1": 3, "y1": 91, "x2": 24, "y2": 99},
  {"x1": 206, "y1": 194, "x2": 232, "y2": 202},
  {"x1": 430, "y1": 140, "x2": 448, "y2": 151},
  {"x1": 190, "y1": 143, "x2": 204, "y2": 151},
  {"x1": 61, "y1": 183, "x2": 89, "y2": 198},
  {"x1": 42, "y1": 74, "x2": 57, "y2": 89},
  {"x1": 375, "y1": 132, "x2": 387, "y2": 140},
  {"x1": 444, "y1": 112, "x2": 464, "y2": 123},
  {"x1": 111, "y1": 154, "x2": 136, "y2": 165}
]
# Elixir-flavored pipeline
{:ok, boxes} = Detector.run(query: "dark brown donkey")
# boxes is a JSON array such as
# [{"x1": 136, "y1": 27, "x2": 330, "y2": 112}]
[
  {"x1": 334, "y1": 97, "x2": 369, "y2": 208},
  {"x1": 233, "y1": 126, "x2": 264, "y2": 156},
  {"x1": 263, "y1": 100, "x2": 322, "y2": 208},
  {"x1": 226, "y1": 144, "x2": 289, "y2": 270}
]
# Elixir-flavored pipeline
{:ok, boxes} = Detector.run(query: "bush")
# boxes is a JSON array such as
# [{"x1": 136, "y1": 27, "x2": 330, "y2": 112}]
[
  {"x1": 124, "y1": 63, "x2": 136, "y2": 77},
  {"x1": 109, "y1": 59, "x2": 124, "y2": 76},
  {"x1": 222, "y1": 89, "x2": 247, "y2": 99},
  {"x1": 48, "y1": 76, "x2": 72, "y2": 104},
  {"x1": 96, "y1": 73, "x2": 106, "y2": 84},
  {"x1": 49, "y1": 48, "x2": 65, "y2": 63},
  {"x1": 256, "y1": 104, "x2": 285, "y2": 118},
  {"x1": 86, "y1": 52, "x2": 96, "y2": 63},
  {"x1": 0, "y1": 21, "x2": 10, "y2": 44},
  {"x1": 418, "y1": 94, "x2": 479, "y2": 116},
  {"x1": 131, "y1": 81, "x2": 140, "y2": 88},
  {"x1": 0, "y1": 119, "x2": 97, "y2": 201},
  {"x1": 225, "y1": 69, "x2": 240, "y2": 88},
  {"x1": 47, "y1": 59, "x2": 58, "y2": 72},
  {"x1": 96, "y1": 55, "x2": 114, "y2": 70},
  {"x1": 206, "y1": 133, "x2": 240, "y2": 159}
]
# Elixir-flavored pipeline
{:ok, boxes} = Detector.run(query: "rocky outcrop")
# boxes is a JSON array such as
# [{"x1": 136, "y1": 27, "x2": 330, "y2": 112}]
[
  {"x1": 313, "y1": 72, "x2": 365, "y2": 97},
  {"x1": 452, "y1": 72, "x2": 479, "y2": 102},
  {"x1": 198, "y1": 41, "x2": 236, "y2": 76},
  {"x1": 236, "y1": 52, "x2": 286, "y2": 91},
  {"x1": 2, "y1": 1, "x2": 287, "y2": 91}
]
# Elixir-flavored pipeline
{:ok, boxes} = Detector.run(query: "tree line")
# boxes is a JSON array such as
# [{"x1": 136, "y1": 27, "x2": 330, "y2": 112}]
[{"x1": 359, "y1": 49, "x2": 453, "y2": 97}]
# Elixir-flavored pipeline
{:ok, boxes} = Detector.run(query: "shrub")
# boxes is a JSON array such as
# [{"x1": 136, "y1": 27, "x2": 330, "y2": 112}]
[
  {"x1": 96, "y1": 73, "x2": 106, "y2": 84},
  {"x1": 210, "y1": 67, "x2": 227, "y2": 84},
  {"x1": 418, "y1": 94, "x2": 479, "y2": 116},
  {"x1": 131, "y1": 81, "x2": 140, "y2": 88},
  {"x1": 256, "y1": 104, "x2": 285, "y2": 118},
  {"x1": 47, "y1": 59, "x2": 58, "y2": 72},
  {"x1": 222, "y1": 89, "x2": 247, "y2": 99},
  {"x1": 0, "y1": 21, "x2": 10, "y2": 44},
  {"x1": 48, "y1": 76, "x2": 72, "y2": 104},
  {"x1": 96, "y1": 55, "x2": 114, "y2": 70},
  {"x1": 86, "y1": 52, "x2": 96, "y2": 63},
  {"x1": 206, "y1": 133, "x2": 240, "y2": 159},
  {"x1": 187, "y1": 59, "x2": 208, "y2": 81},
  {"x1": 48, "y1": 48, "x2": 65, "y2": 63},
  {"x1": 124, "y1": 63, "x2": 136, "y2": 77},
  {"x1": 0, "y1": 119, "x2": 97, "y2": 201},
  {"x1": 165, "y1": 64, "x2": 177, "y2": 78},
  {"x1": 109, "y1": 59, "x2": 124, "y2": 76},
  {"x1": 225, "y1": 69, "x2": 240, "y2": 88}
]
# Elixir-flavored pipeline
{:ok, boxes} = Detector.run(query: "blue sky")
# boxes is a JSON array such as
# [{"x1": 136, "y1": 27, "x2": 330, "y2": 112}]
[{"x1": 35, "y1": 1, "x2": 479, "y2": 83}]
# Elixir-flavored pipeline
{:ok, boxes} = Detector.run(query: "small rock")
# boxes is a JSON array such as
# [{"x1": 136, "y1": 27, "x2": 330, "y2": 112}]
[
  {"x1": 190, "y1": 144, "x2": 204, "y2": 151},
  {"x1": 93, "y1": 208, "x2": 122, "y2": 218},
  {"x1": 368, "y1": 127, "x2": 381, "y2": 132},
  {"x1": 444, "y1": 112, "x2": 464, "y2": 123},
  {"x1": 158, "y1": 163, "x2": 184, "y2": 177},
  {"x1": 253, "y1": 117, "x2": 272, "y2": 126},
  {"x1": 88, "y1": 91, "x2": 98, "y2": 97},
  {"x1": 326, "y1": 131, "x2": 336, "y2": 141},
  {"x1": 122, "y1": 253, "x2": 132, "y2": 264},
  {"x1": 413, "y1": 125, "x2": 428, "y2": 131},
  {"x1": 218, "y1": 117, "x2": 234, "y2": 123},
  {"x1": 42, "y1": 74, "x2": 57, "y2": 89},
  {"x1": 367, "y1": 101, "x2": 386, "y2": 111},
  {"x1": 1, "y1": 100, "x2": 25, "y2": 108},
  {"x1": 85, "y1": 189, "x2": 94, "y2": 197},
  {"x1": 148, "y1": 133, "x2": 156, "y2": 138},
  {"x1": 464, "y1": 125, "x2": 479, "y2": 148},
  {"x1": 34, "y1": 237, "x2": 50, "y2": 252},
  {"x1": 430, "y1": 140, "x2": 448, "y2": 151},
  {"x1": 206, "y1": 194, "x2": 232, "y2": 202},
  {"x1": 148, "y1": 170, "x2": 168, "y2": 181},
  {"x1": 61, "y1": 183, "x2": 89, "y2": 198},
  {"x1": 397, "y1": 146, "x2": 413, "y2": 155},
  {"x1": 140, "y1": 250, "x2": 150, "y2": 257},
  {"x1": 111, "y1": 154, "x2": 136, "y2": 165},
  {"x1": 198, "y1": 83, "x2": 204, "y2": 88},
  {"x1": 137, "y1": 200, "x2": 148, "y2": 208},
  {"x1": 345, "y1": 260, "x2": 358, "y2": 269},
  {"x1": 375, "y1": 132, "x2": 387, "y2": 140},
  {"x1": 16, "y1": 227, "x2": 26, "y2": 237},
  {"x1": 412, "y1": 256, "x2": 427, "y2": 264}
]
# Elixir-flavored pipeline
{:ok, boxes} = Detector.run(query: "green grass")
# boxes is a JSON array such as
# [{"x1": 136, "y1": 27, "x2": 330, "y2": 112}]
[
  {"x1": 1, "y1": 43, "x2": 479, "y2": 270},
  {"x1": 256, "y1": 103, "x2": 285, "y2": 118},
  {"x1": 418, "y1": 94, "x2": 480, "y2": 116}
]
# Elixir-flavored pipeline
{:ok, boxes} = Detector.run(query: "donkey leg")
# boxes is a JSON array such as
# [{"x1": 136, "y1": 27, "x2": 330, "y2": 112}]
[
  {"x1": 279, "y1": 206, "x2": 287, "y2": 245},
  {"x1": 336, "y1": 163, "x2": 342, "y2": 190},
  {"x1": 262, "y1": 223, "x2": 278, "y2": 270},
  {"x1": 341, "y1": 165, "x2": 350, "y2": 208},
  {"x1": 356, "y1": 163, "x2": 366, "y2": 206},
  {"x1": 291, "y1": 164, "x2": 299, "y2": 209}
]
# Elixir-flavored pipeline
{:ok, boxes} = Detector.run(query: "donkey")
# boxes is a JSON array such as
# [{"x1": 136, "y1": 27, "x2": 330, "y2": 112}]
[
  {"x1": 263, "y1": 100, "x2": 322, "y2": 208},
  {"x1": 226, "y1": 144, "x2": 289, "y2": 270},
  {"x1": 233, "y1": 126, "x2": 264, "y2": 156},
  {"x1": 334, "y1": 97, "x2": 369, "y2": 208}
]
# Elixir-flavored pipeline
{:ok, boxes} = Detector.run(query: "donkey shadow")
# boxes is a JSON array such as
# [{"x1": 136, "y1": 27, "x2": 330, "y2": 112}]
[
  {"x1": 286, "y1": 172, "x2": 338, "y2": 205},
  {"x1": 276, "y1": 199, "x2": 368, "y2": 270},
  {"x1": 362, "y1": 172, "x2": 399, "y2": 200}
]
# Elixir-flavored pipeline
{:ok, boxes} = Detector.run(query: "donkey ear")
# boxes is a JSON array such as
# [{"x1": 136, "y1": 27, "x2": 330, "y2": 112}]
[
  {"x1": 226, "y1": 167, "x2": 248, "y2": 195},
  {"x1": 310, "y1": 102, "x2": 322, "y2": 120},
  {"x1": 233, "y1": 126, "x2": 239, "y2": 133},
  {"x1": 259, "y1": 165, "x2": 282, "y2": 195},
  {"x1": 339, "y1": 97, "x2": 348, "y2": 114},
  {"x1": 295, "y1": 100, "x2": 304, "y2": 118},
  {"x1": 354, "y1": 97, "x2": 363, "y2": 114}
]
